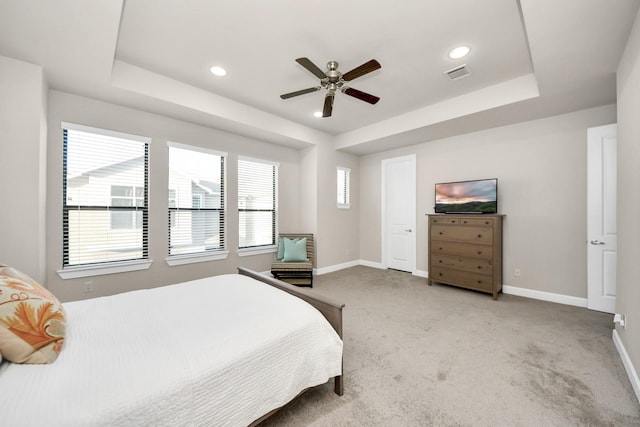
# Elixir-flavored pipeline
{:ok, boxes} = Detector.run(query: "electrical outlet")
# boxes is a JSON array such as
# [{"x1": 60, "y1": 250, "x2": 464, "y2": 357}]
[
  {"x1": 83, "y1": 281, "x2": 94, "y2": 293},
  {"x1": 514, "y1": 268, "x2": 521, "y2": 277}
]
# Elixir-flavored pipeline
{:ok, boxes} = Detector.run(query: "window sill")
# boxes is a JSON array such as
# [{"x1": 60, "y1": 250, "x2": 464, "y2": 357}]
[
  {"x1": 57, "y1": 259, "x2": 153, "y2": 279},
  {"x1": 237, "y1": 245, "x2": 277, "y2": 257},
  {"x1": 165, "y1": 251, "x2": 229, "y2": 266},
  {"x1": 337, "y1": 203, "x2": 351, "y2": 209}
]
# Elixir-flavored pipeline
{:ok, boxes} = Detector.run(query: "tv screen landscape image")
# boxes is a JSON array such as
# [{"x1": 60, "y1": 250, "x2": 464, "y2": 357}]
[{"x1": 435, "y1": 178, "x2": 498, "y2": 214}]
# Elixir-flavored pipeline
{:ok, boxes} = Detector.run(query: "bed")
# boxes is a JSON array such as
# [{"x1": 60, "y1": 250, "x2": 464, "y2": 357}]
[{"x1": 0, "y1": 266, "x2": 344, "y2": 426}]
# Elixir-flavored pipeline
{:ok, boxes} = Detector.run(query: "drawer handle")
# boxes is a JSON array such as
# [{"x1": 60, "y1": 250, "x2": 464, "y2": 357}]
[
  {"x1": 477, "y1": 251, "x2": 482, "y2": 255},
  {"x1": 451, "y1": 220, "x2": 455, "y2": 223},
  {"x1": 477, "y1": 280, "x2": 482, "y2": 284},
  {"x1": 477, "y1": 266, "x2": 482, "y2": 269},
  {"x1": 477, "y1": 234, "x2": 482, "y2": 238},
  {"x1": 439, "y1": 232, "x2": 444, "y2": 235},
  {"x1": 438, "y1": 272, "x2": 443, "y2": 276},
  {"x1": 439, "y1": 247, "x2": 443, "y2": 250},
  {"x1": 438, "y1": 260, "x2": 442, "y2": 263},
  {"x1": 485, "y1": 221, "x2": 490, "y2": 225},
  {"x1": 463, "y1": 220, "x2": 468, "y2": 224}
]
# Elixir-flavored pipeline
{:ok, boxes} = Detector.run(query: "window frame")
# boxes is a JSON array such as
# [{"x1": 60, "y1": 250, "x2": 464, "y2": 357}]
[
  {"x1": 110, "y1": 184, "x2": 145, "y2": 230},
  {"x1": 57, "y1": 122, "x2": 152, "y2": 279},
  {"x1": 237, "y1": 156, "x2": 279, "y2": 256},
  {"x1": 165, "y1": 142, "x2": 229, "y2": 266},
  {"x1": 337, "y1": 166, "x2": 351, "y2": 209}
]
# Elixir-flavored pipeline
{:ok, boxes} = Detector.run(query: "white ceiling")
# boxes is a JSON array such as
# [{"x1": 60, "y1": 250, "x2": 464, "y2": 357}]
[{"x1": 0, "y1": 0, "x2": 638, "y2": 155}]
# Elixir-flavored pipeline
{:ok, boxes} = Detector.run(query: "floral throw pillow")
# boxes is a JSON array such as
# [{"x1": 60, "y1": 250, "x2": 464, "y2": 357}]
[{"x1": 0, "y1": 263, "x2": 66, "y2": 363}]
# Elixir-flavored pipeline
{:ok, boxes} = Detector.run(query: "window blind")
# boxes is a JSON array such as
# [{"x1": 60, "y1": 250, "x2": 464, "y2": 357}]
[
  {"x1": 168, "y1": 143, "x2": 226, "y2": 256},
  {"x1": 62, "y1": 123, "x2": 150, "y2": 267},
  {"x1": 238, "y1": 157, "x2": 278, "y2": 248},
  {"x1": 337, "y1": 167, "x2": 350, "y2": 206}
]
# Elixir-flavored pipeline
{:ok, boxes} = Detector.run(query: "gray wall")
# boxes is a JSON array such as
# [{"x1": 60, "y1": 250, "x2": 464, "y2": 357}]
[
  {"x1": 0, "y1": 56, "x2": 47, "y2": 283},
  {"x1": 46, "y1": 91, "x2": 301, "y2": 302},
  {"x1": 316, "y1": 143, "x2": 360, "y2": 269},
  {"x1": 616, "y1": 6, "x2": 640, "y2": 396},
  {"x1": 359, "y1": 104, "x2": 616, "y2": 299}
]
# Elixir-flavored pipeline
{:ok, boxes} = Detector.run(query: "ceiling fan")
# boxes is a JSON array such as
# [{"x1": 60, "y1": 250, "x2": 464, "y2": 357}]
[{"x1": 280, "y1": 57, "x2": 381, "y2": 117}]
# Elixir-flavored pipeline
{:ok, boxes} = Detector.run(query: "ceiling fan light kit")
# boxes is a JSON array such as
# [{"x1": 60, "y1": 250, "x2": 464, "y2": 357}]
[{"x1": 280, "y1": 57, "x2": 381, "y2": 117}]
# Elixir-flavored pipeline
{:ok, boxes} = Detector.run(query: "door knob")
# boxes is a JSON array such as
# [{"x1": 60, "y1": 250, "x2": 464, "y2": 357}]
[{"x1": 590, "y1": 240, "x2": 605, "y2": 245}]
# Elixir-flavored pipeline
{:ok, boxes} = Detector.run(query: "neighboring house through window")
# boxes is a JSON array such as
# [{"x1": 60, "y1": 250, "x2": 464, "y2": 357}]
[
  {"x1": 238, "y1": 157, "x2": 278, "y2": 249},
  {"x1": 62, "y1": 122, "x2": 150, "y2": 267},
  {"x1": 167, "y1": 142, "x2": 226, "y2": 257},
  {"x1": 110, "y1": 185, "x2": 144, "y2": 229}
]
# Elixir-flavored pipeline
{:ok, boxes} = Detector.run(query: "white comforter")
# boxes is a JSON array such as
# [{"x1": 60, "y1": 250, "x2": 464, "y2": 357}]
[{"x1": 0, "y1": 274, "x2": 343, "y2": 426}]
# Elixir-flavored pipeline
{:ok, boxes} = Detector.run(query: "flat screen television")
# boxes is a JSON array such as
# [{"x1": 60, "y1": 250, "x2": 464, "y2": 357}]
[{"x1": 434, "y1": 178, "x2": 498, "y2": 214}]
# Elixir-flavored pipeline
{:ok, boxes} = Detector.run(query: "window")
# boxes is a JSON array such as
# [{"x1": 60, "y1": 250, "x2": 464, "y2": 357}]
[
  {"x1": 238, "y1": 157, "x2": 278, "y2": 249},
  {"x1": 337, "y1": 167, "x2": 351, "y2": 208},
  {"x1": 168, "y1": 142, "x2": 226, "y2": 257},
  {"x1": 62, "y1": 122, "x2": 149, "y2": 267},
  {"x1": 110, "y1": 185, "x2": 144, "y2": 229}
]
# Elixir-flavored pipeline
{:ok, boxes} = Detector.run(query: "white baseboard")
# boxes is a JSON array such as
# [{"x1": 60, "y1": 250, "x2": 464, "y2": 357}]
[
  {"x1": 316, "y1": 260, "x2": 426, "y2": 277},
  {"x1": 315, "y1": 260, "x2": 360, "y2": 276},
  {"x1": 315, "y1": 267, "x2": 587, "y2": 310},
  {"x1": 314, "y1": 259, "x2": 383, "y2": 276},
  {"x1": 502, "y1": 285, "x2": 588, "y2": 308},
  {"x1": 413, "y1": 269, "x2": 428, "y2": 278},
  {"x1": 613, "y1": 329, "x2": 640, "y2": 404},
  {"x1": 357, "y1": 260, "x2": 385, "y2": 270}
]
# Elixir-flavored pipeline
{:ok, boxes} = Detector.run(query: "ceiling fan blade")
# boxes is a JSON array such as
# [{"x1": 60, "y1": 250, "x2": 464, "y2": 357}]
[
  {"x1": 295, "y1": 57, "x2": 327, "y2": 80},
  {"x1": 280, "y1": 86, "x2": 322, "y2": 99},
  {"x1": 342, "y1": 87, "x2": 380, "y2": 104},
  {"x1": 322, "y1": 93, "x2": 335, "y2": 117},
  {"x1": 342, "y1": 59, "x2": 381, "y2": 81}
]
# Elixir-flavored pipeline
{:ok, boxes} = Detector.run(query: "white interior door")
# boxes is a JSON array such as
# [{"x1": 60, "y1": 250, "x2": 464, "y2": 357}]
[
  {"x1": 382, "y1": 155, "x2": 416, "y2": 272},
  {"x1": 587, "y1": 123, "x2": 617, "y2": 313}
]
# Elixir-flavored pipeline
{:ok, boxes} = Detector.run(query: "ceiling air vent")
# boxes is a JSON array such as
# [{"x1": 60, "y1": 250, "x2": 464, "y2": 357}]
[{"x1": 444, "y1": 64, "x2": 470, "y2": 80}]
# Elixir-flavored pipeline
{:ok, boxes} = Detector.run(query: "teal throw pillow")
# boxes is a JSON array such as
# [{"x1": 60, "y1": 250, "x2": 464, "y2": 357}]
[
  {"x1": 283, "y1": 237, "x2": 307, "y2": 262},
  {"x1": 277, "y1": 237, "x2": 285, "y2": 260},
  {"x1": 277, "y1": 237, "x2": 301, "y2": 260}
]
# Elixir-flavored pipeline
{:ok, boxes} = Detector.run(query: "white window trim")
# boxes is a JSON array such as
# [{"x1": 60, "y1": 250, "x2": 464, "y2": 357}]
[
  {"x1": 61, "y1": 122, "x2": 151, "y2": 271},
  {"x1": 237, "y1": 156, "x2": 279, "y2": 250},
  {"x1": 167, "y1": 141, "x2": 227, "y2": 257},
  {"x1": 61, "y1": 121, "x2": 151, "y2": 144},
  {"x1": 166, "y1": 250, "x2": 230, "y2": 266},
  {"x1": 238, "y1": 155, "x2": 280, "y2": 167},
  {"x1": 237, "y1": 245, "x2": 278, "y2": 257},
  {"x1": 57, "y1": 259, "x2": 153, "y2": 279},
  {"x1": 167, "y1": 141, "x2": 227, "y2": 158},
  {"x1": 337, "y1": 166, "x2": 351, "y2": 209}
]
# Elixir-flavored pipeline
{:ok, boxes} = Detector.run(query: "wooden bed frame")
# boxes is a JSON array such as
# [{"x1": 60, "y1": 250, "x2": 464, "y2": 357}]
[
  {"x1": 239, "y1": 268, "x2": 344, "y2": 426},
  {"x1": 238, "y1": 267, "x2": 344, "y2": 396}
]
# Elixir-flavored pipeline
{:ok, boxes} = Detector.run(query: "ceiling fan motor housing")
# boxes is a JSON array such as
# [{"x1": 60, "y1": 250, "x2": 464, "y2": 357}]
[{"x1": 280, "y1": 57, "x2": 381, "y2": 117}]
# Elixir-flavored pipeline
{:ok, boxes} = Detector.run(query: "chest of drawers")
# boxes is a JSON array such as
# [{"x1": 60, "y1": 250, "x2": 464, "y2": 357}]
[{"x1": 427, "y1": 214, "x2": 504, "y2": 300}]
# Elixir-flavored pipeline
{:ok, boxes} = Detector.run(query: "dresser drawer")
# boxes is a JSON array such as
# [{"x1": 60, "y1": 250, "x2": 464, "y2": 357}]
[
  {"x1": 429, "y1": 267, "x2": 493, "y2": 291},
  {"x1": 430, "y1": 225, "x2": 493, "y2": 245},
  {"x1": 430, "y1": 217, "x2": 459, "y2": 225},
  {"x1": 459, "y1": 217, "x2": 494, "y2": 227},
  {"x1": 431, "y1": 241, "x2": 493, "y2": 259},
  {"x1": 431, "y1": 254, "x2": 494, "y2": 275}
]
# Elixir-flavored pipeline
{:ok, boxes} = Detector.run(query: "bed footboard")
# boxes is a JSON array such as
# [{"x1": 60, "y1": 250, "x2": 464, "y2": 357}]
[{"x1": 237, "y1": 267, "x2": 344, "y2": 396}]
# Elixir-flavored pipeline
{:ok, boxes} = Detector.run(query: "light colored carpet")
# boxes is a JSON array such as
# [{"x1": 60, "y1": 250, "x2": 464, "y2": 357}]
[{"x1": 260, "y1": 266, "x2": 640, "y2": 426}]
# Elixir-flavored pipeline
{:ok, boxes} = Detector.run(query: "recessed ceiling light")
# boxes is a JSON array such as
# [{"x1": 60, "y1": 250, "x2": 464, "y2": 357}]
[
  {"x1": 313, "y1": 111, "x2": 323, "y2": 118},
  {"x1": 448, "y1": 46, "x2": 470, "y2": 59},
  {"x1": 209, "y1": 66, "x2": 227, "y2": 76}
]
